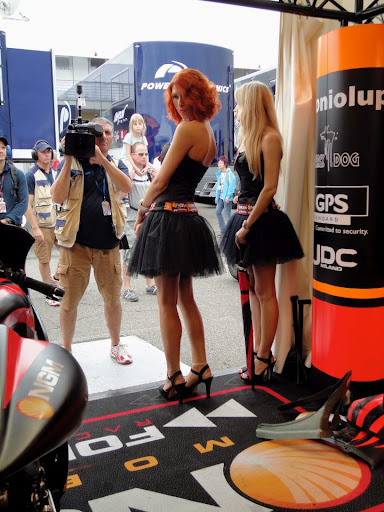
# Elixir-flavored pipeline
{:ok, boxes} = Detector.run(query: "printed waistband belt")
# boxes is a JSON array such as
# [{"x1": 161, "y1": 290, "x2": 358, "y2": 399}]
[
  {"x1": 237, "y1": 200, "x2": 280, "y2": 216},
  {"x1": 150, "y1": 201, "x2": 198, "y2": 213},
  {"x1": 237, "y1": 203, "x2": 255, "y2": 215}
]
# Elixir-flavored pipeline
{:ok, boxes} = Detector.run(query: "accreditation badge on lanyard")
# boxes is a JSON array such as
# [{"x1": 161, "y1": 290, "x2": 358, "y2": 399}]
[
  {"x1": 0, "y1": 175, "x2": 6, "y2": 213},
  {"x1": 95, "y1": 170, "x2": 112, "y2": 216},
  {"x1": 102, "y1": 200, "x2": 111, "y2": 216}
]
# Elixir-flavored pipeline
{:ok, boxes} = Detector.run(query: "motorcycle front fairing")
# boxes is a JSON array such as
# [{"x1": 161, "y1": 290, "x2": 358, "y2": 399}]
[
  {"x1": 0, "y1": 325, "x2": 88, "y2": 481},
  {"x1": 0, "y1": 278, "x2": 35, "y2": 339}
]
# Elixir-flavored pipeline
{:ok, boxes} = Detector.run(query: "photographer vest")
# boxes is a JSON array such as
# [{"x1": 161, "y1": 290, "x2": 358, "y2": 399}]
[
  {"x1": 55, "y1": 158, "x2": 126, "y2": 248},
  {"x1": 32, "y1": 169, "x2": 56, "y2": 229}
]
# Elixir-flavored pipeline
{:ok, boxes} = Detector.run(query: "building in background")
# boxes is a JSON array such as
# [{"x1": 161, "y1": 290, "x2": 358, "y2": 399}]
[{"x1": 0, "y1": 32, "x2": 258, "y2": 177}]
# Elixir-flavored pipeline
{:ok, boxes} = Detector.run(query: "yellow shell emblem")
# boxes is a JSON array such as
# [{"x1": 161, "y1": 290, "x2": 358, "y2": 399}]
[
  {"x1": 230, "y1": 439, "x2": 370, "y2": 509},
  {"x1": 17, "y1": 397, "x2": 54, "y2": 420}
]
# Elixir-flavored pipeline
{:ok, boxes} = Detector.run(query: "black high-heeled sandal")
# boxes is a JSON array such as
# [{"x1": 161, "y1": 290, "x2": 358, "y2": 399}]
[
  {"x1": 238, "y1": 366, "x2": 248, "y2": 375},
  {"x1": 239, "y1": 362, "x2": 255, "y2": 387},
  {"x1": 158, "y1": 371, "x2": 186, "y2": 404},
  {"x1": 239, "y1": 352, "x2": 275, "y2": 389},
  {"x1": 252, "y1": 353, "x2": 274, "y2": 385},
  {"x1": 185, "y1": 364, "x2": 213, "y2": 398}
]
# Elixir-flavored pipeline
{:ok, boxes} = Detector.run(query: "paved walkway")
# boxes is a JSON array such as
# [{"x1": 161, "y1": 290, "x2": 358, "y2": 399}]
[{"x1": 71, "y1": 336, "x2": 190, "y2": 398}]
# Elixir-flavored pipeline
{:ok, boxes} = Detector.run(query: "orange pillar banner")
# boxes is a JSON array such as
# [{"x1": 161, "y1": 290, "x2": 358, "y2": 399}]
[{"x1": 312, "y1": 24, "x2": 384, "y2": 395}]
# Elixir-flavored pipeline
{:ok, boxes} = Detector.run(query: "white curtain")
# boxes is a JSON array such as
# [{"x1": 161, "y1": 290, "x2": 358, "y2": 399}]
[{"x1": 273, "y1": 14, "x2": 339, "y2": 373}]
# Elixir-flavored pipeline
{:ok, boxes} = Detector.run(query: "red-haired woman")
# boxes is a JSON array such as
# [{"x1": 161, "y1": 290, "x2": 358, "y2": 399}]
[{"x1": 129, "y1": 69, "x2": 223, "y2": 403}]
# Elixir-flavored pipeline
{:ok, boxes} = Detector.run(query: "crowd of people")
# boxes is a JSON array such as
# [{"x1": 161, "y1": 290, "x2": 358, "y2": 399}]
[{"x1": 0, "y1": 68, "x2": 304, "y2": 403}]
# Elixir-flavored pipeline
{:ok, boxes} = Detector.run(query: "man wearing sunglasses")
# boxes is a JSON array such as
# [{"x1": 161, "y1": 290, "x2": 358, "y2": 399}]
[{"x1": 121, "y1": 142, "x2": 157, "y2": 302}]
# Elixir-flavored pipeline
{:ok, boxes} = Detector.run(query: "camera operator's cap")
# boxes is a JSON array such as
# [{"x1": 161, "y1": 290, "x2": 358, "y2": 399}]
[
  {"x1": 35, "y1": 140, "x2": 53, "y2": 152},
  {"x1": 0, "y1": 136, "x2": 9, "y2": 146}
]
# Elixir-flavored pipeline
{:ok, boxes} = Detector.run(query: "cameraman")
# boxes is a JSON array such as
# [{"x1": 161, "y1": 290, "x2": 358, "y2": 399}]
[{"x1": 51, "y1": 117, "x2": 133, "y2": 363}]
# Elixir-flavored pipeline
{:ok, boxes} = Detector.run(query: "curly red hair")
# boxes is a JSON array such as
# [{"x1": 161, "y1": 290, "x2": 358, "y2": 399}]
[{"x1": 165, "y1": 68, "x2": 221, "y2": 124}]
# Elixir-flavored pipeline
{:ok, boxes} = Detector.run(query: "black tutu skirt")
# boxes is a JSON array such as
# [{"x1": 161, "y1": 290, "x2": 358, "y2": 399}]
[
  {"x1": 128, "y1": 211, "x2": 223, "y2": 277},
  {"x1": 220, "y1": 210, "x2": 304, "y2": 267}
]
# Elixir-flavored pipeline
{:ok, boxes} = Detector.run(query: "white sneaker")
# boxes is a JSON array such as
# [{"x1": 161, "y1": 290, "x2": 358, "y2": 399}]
[
  {"x1": 45, "y1": 297, "x2": 60, "y2": 307},
  {"x1": 110, "y1": 344, "x2": 133, "y2": 365},
  {"x1": 145, "y1": 285, "x2": 157, "y2": 295},
  {"x1": 123, "y1": 289, "x2": 138, "y2": 302}
]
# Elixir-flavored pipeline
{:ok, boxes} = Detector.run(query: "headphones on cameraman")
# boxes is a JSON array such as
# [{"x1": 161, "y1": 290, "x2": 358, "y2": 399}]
[{"x1": 31, "y1": 140, "x2": 54, "y2": 161}]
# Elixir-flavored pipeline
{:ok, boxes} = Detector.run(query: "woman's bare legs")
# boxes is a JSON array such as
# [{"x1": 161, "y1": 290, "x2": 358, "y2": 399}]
[
  {"x1": 247, "y1": 272, "x2": 261, "y2": 354},
  {"x1": 238, "y1": 271, "x2": 261, "y2": 380},
  {"x1": 177, "y1": 275, "x2": 212, "y2": 384},
  {"x1": 248, "y1": 263, "x2": 278, "y2": 375},
  {"x1": 155, "y1": 274, "x2": 185, "y2": 392}
]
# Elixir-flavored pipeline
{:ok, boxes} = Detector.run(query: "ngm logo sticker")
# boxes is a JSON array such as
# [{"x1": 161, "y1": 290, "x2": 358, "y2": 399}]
[
  {"x1": 315, "y1": 125, "x2": 360, "y2": 172},
  {"x1": 17, "y1": 359, "x2": 64, "y2": 419},
  {"x1": 141, "y1": 60, "x2": 230, "y2": 94}
]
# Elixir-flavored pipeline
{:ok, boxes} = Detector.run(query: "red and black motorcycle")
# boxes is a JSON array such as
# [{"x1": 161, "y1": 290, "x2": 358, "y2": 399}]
[{"x1": 0, "y1": 223, "x2": 88, "y2": 511}]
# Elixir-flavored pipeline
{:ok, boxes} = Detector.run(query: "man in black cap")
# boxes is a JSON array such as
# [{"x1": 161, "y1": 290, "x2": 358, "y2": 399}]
[
  {"x1": 0, "y1": 136, "x2": 28, "y2": 227},
  {"x1": 25, "y1": 139, "x2": 60, "y2": 306}
]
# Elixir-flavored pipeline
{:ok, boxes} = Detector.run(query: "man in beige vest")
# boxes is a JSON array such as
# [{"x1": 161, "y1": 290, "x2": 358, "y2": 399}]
[
  {"x1": 25, "y1": 140, "x2": 60, "y2": 306},
  {"x1": 52, "y1": 118, "x2": 132, "y2": 363}
]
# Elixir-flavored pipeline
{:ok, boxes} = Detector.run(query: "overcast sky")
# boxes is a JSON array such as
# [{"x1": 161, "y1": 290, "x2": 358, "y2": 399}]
[{"x1": 1, "y1": 0, "x2": 280, "y2": 70}]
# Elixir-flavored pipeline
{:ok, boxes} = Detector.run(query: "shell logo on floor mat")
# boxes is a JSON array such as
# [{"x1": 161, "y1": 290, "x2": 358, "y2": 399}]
[
  {"x1": 230, "y1": 439, "x2": 370, "y2": 509},
  {"x1": 62, "y1": 384, "x2": 383, "y2": 512}
]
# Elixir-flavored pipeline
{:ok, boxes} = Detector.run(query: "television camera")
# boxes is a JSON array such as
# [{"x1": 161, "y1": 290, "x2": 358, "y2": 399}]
[{"x1": 63, "y1": 85, "x2": 104, "y2": 159}]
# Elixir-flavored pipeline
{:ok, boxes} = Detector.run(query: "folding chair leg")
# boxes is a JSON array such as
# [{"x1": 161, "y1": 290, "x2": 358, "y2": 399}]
[{"x1": 256, "y1": 370, "x2": 352, "y2": 440}]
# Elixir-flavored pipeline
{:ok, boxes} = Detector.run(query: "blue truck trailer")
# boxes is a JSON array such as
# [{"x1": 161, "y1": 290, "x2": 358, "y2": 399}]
[
  {"x1": 58, "y1": 41, "x2": 234, "y2": 167},
  {"x1": 0, "y1": 31, "x2": 58, "y2": 163},
  {"x1": 1, "y1": 36, "x2": 235, "y2": 186}
]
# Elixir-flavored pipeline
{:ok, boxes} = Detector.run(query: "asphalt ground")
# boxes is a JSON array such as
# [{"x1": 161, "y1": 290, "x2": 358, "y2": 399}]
[{"x1": 25, "y1": 202, "x2": 247, "y2": 374}]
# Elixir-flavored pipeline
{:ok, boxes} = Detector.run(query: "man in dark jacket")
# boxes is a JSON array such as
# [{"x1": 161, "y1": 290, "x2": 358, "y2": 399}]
[{"x1": 0, "y1": 136, "x2": 28, "y2": 226}]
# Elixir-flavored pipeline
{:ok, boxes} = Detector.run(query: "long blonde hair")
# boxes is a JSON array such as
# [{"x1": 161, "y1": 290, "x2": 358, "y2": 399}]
[
  {"x1": 235, "y1": 81, "x2": 282, "y2": 179},
  {"x1": 129, "y1": 113, "x2": 147, "y2": 137}
]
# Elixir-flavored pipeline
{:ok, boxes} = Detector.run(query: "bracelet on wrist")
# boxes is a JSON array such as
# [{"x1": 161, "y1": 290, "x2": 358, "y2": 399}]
[
  {"x1": 138, "y1": 199, "x2": 150, "y2": 213},
  {"x1": 242, "y1": 220, "x2": 251, "y2": 230}
]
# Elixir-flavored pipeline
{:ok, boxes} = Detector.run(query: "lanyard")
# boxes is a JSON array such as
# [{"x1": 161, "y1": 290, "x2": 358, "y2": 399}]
[
  {"x1": 0, "y1": 173, "x2": 5, "y2": 199},
  {"x1": 93, "y1": 171, "x2": 106, "y2": 200}
]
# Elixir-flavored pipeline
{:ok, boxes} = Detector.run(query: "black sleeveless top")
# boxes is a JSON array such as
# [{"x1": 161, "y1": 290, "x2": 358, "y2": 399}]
[
  {"x1": 155, "y1": 154, "x2": 208, "y2": 203},
  {"x1": 235, "y1": 152, "x2": 274, "y2": 208}
]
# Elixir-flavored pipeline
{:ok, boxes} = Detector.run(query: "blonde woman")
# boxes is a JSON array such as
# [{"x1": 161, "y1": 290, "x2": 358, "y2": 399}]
[{"x1": 221, "y1": 81, "x2": 303, "y2": 385}]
